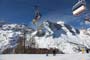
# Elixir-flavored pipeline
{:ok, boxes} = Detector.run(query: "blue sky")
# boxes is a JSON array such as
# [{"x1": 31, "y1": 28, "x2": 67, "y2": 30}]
[{"x1": 0, "y1": 0, "x2": 90, "y2": 29}]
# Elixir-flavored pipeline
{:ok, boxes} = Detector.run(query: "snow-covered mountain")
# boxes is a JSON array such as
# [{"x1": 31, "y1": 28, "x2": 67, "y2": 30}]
[
  {"x1": 0, "y1": 23, "x2": 33, "y2": 53},
  {"x1": 26, "y1": 21, "x2": 90, "y2": 53},
  {"x1": 0, "y1": 21, "x2": 90, "y2": 54}
]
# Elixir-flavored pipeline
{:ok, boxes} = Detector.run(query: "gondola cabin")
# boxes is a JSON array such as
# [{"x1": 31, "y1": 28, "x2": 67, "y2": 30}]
[
  {"x1": 72, "y1": 0, "x2": 86, "y2": 16},
  {"x1": 85, "y1": 16, "x2": 90, "y2": 24}
]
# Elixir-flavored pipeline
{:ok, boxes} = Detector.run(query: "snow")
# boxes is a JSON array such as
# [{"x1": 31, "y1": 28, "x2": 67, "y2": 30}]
[
  {"x1": 0, "y1": 54, "x2": 90, "y2": 60},
  {"x1": 26, "y1": 21, "x2": 90, "y2": 53},
  {"x1": 57, "y1": 21, "x2": 64, "y2": 25},
  {"x1": 0, "y1": 24, "x2": 22, "y2": 53},
  {"x1": 1, "y1": 21, "x2": 90, "y2": 54}
]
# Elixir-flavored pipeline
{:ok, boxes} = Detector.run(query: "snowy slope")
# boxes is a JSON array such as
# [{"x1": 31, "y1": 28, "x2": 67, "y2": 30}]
[{"x1": 0, "y1": 54, "x2": 90, "y2": 60}]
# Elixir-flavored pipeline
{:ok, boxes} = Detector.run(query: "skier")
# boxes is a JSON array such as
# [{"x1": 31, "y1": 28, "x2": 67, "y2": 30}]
[
  {"x1": 53, "y1": 50, "x2": 55, "y2": 56},
  {"x1": 53, "y1": 48, "x2": 56, "y2": 56},
  {"x1": 46, "y1": 49, "x2": 49, "y2": 56},
  {"x1": 46, "y1": 45, "x2": 50, "y2": 56}
]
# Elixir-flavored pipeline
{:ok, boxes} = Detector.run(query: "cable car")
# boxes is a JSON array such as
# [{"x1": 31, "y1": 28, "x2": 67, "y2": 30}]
[
  {"x1": 32, "y1": 5, "x2": 41, "y2": 24},
  {"x1": 84, "y1": 15, "x2": 90, "y2": 24},
  {"x1": 72, "y1": 0, "x2": 86, "y2": 16}
]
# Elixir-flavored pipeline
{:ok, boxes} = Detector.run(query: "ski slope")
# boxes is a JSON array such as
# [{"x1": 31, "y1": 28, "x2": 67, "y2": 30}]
[{"x1": 0, "y1": 54, "x2": 90, "y2": 60}]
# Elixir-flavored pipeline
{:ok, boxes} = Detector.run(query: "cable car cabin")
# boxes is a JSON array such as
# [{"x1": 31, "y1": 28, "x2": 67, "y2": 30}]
[
  {"x1": 72, "y1": 0, "x2": 86, "y2": 16},
  {"x1": 85, "y1": 17, "x2": 90, "y2": 24}
]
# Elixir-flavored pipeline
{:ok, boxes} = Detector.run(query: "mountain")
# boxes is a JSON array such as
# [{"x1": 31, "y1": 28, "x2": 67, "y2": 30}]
[
  {"x1": 0, "y1": 23, "x2": 33, "y2": 53},
  {"x1": 0, "y1": 21, "x2": 90, "y2": 54},
  {"x1": 28, "y1": 21, "x2": 90, "y2": 53}
]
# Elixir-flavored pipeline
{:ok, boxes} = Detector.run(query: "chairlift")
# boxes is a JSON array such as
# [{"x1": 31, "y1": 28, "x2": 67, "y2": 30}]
[{"x1": 72, "y1": 0, "x2": 86, "y2": 16}]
